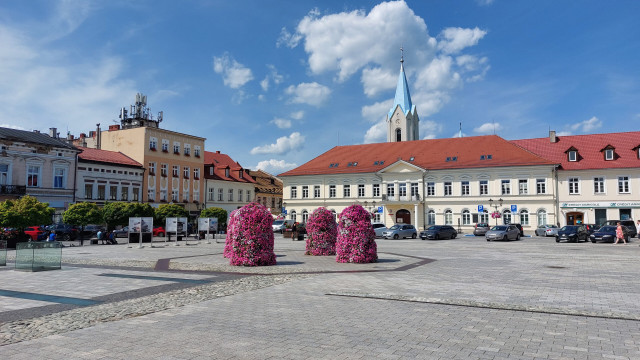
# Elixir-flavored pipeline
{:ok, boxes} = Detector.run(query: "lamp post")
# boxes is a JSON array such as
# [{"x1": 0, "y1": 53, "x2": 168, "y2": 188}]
[{"x1": 488, "y1": 198, "x2": 503, "y2": 226}]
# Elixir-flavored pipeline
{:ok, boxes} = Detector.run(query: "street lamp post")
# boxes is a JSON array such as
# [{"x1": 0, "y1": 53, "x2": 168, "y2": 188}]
[{"x1": 488, "y1": 198, "x2": 503, "y2": 226}]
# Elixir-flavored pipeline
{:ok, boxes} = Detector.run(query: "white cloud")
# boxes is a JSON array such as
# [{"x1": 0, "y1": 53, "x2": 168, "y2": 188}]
[
  {"x1": 290, "y1": 110, "x2": 304, "y2": 120},
  {"x1": 0, "y1": 124, "x2": 26, "y2": 130},
  {"x1": 474, "y1": 122, "x2": 502, "y2": 134},
  {"x1": 250, "y1": 132, "x2": 305, "y2": 155},
  {"x1": 476, "y1": 0, "x2": 495, "y2": 6},
  {"x1": 361, "y1": 67, "x2": 396, "y2": 97},
  {"x1": 271, "y1": 118, "x2": 292, "y2": 129},
  {"x1": 260, "y1": 77, "x2": 269, "y2": 91},
  {"x1": 254, "y1": 159, "x2": 298, "y2": 174},
  {"x1": 560, "y1": 116, "x2": 602, "y2": 135},
  {"x1": 420, "y1": 120, "x2": 443, "y2": 139},
  {"x1": 361, "y1": 100, "x2": 393, "y2": 123},
  {"x1": 285, "y1": 82, "x2": 331, "y2": 106},
  {"x1": 276, "y1": 27, "x2": 303, "y2": 48},
  {"x1": 260, "y1": 65, "x2": 284, "y2": 92},
  {"x1": 212, "y1": 53, "x2": 254, "y2": 89},
  {"x1": 438, "y1": 27, "x2": 487, "y2": 54},
  {"x1": 364, "y1": 122, "x2": 388, "y2": 143}
]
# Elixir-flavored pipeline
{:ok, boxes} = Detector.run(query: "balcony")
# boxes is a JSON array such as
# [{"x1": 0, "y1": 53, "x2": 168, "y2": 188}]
[
  {"x1": 380, "y1": 193, "x2": 421, "y2": 202},
  {"x1": 0, "y1": 185, "x2": 26, "y2": 195}
]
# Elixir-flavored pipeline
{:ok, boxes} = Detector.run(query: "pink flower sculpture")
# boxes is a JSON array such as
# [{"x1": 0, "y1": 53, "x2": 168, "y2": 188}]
[
  {"x1": 305, "y1": 207, "x2": 337, "y2": 256},
  {"x1": 335, "y1": 204, "x2": 377, "y2": 263},
  {"x1": 225, "y1": 203, "x2": 276, "y2": 266}
]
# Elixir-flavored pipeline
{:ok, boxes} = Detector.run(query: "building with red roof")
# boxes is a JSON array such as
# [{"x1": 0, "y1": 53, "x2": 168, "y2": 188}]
[{"x1": 203, "y1": 151, "x2": 256, "y2": 217}]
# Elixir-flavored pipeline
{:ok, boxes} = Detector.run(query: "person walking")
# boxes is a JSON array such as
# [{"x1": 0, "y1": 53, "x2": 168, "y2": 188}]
[
  {"x1": 614, "y1": 221, "x2": 626, "y2": 244},
  {"x1": 636, "y1": 220, "x2": 640, "y2": 239},
  {"x1": 97, "y1": 229, "x2": 104, "y2": 244}
]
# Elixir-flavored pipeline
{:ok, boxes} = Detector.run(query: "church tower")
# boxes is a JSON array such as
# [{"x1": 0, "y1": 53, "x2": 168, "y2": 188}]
[{"x1": 386, "y1": 52, "x2": 419, "y2": 142}]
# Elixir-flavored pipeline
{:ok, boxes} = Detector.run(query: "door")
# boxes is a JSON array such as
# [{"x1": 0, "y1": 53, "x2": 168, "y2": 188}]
[
  {"x1": 396, "y1": 209, "x2": 411, "y2": 224},
  {"x1": 566, "y1": 212, "x2": 583, "y2": 225}
]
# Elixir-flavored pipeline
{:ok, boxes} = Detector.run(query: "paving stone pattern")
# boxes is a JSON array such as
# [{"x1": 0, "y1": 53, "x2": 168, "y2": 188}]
[{"x1": 1, "y1": 235, "x2": 640, "y2": 359}]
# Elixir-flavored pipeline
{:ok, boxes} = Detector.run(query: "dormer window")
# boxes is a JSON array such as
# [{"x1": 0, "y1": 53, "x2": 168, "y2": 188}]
[
  {"x1": 568, "y1": 151, "x2": 577, "y2": 162},
  {"x1": 605, "y1": 149, "x2": 614, "y2": 160},
  {"x1": 239, "y1": 170, "x2": 243, "y2": 179},
  {"x1": 225, "y1": 168, "x2": 230, "y2": 177}
]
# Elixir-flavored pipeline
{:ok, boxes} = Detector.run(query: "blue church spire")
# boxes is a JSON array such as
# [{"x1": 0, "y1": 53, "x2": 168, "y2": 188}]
[{"x1": 388, "y1": 48, "x2": 414, "y2": 119}]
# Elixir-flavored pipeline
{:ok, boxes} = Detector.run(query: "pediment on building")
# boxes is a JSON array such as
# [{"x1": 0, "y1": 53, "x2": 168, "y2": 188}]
[{"x1": 377, "y1": 160, "x2": 425, "y2": 175}]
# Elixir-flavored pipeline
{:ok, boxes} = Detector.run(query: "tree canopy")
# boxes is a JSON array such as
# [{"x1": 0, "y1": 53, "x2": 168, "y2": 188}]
[
  {"x1": 0, "y1": 195, "x2": 54, "y2": 230},
  {"x1": 200, "y1": 207, "x2": 228, "y2": 226},
  {"x1": 155, "y1": 204, "x2": 189, "y2": 226},
  {"x1": 63, "y1": 202, "x2": 103, "y2": 227}
]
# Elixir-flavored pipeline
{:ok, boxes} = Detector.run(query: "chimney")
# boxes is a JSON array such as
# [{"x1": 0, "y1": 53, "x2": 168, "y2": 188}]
[
  {"x1": 216, "y1": 150, "x2": 221, "y2": 154},
  {"x1": 96, "y1": 123, "x2": 101, "y2": 149},
  {"x1": 549, "y1": 130, "x2": 557, "y2": 143},
  {"x1": 67, "y1": 134, "x2": 74, "y2": 141},
  {"x1": 49, "y1": 127, "x2": 57, "y2": 138}
]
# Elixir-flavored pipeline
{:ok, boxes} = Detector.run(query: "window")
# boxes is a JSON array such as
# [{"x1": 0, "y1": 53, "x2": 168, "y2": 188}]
[
  {"x1": 536, "y1": 179, "x2": 546, "y2": 194},
  {"x1": 238, "y1": 190, "x2": 243, "y2": 202},
  {"x1": 161, "y1": 140, "x2": 169, "y2": 152},
  {"x1": 503, "y1": 209, "x2": 512, "y2": 224},
  {"x1": 605, "y1": 149, "x2": 614, "y2": 160},
  {"x1": 173, "y1": 142, "x2": 180, "y2": 154},
  {"x1": 228, "y1": 189, "x2": 233, "y2": 202},
  {"x1": 518, "y1": 179, "x2": 528, "y2": 195},
  {"x1": 161, "y1": 164, "x2": 168, "y2": 177},
  {"x1": 173, "y1": 165, "x2": 179, "y2": 177},
  {"x1": 247, "y1": 191, "x2": 251, "y2": 202},
  {"x1": 97, "y1": 185, "x2": 106, "y2": 200},
  {"x1": 290, "y1": 211, "x2": 297, "y2": 223},
  {"x1": 209, "y1": 167, "x2": 213, "y2": 176},
  {"x1": 399, "y1": 183, "x2": 407, "y2": 197},
  {"x1": 147, "y1": 189, "x2": 155, "y2": 201},
  {"x1": 387, "y1": 183, "x2": 395, "y2": 197},
  {"x1": 53, "y1": 167, "x2": 66, "y2": 188},
  {"x1": 444, "y1": 210, "x2": 453, "y2": 225},
  {"x1": 410, "y1": 183, "x2": 418, "y2": 198},
  {"x1": 314, "y1": 185, "x2": 320, "y2": 198},
  {"x1": 461, "y1": 181, "x2": 469, "y2": 196},
  {"x1": 194, "y1": 146, "x2": 201, "y2": 157},
  {"x1": 194, "y1": 168, "x2": 200, "y2": 180},
  {"x1": 148, "y1": 162, "x2": 156, "y2": 175},
  {"x1": 291, "y1": 186, "x2": 297, "y2": 199},
  {"x1": 501, "y1": 180, "x2": 511, "y2": 195},
  {"x1": 568, "y1": 150, "x2": 577, "y2": 162},
  {"x1": 302, "y1": 186, "x2": 309, "y2": 198},
  {"x1": 537, "y1": 209, "x2": 547, "y2": 226},
  {"x1": 302, "y1": 210, "x2": 309, "y2": 223},
  {"x1": 618, "y1": 176, "x2": 630, "y2": 193},
  {"x1": 480, "y1": 210, "x2": 489, "y2": 224},
  {"x1": 427, "y1": 210, "x2": 436, "y2": 225},
  {"x1": 520, "y1": 209, "x2": 529, "y2": 226},
  {"x1": 160, "y1": 189, "x2": 167, "y2": 201},
  {"x1": 208, "y1": 187, "x2": 215, "y2": 201},
  {"x1": 594, "y1": 177, "x2": 605, "y2": 194},
  {"x1": 358, "y1": 184, "x2": 365, "y2": 197},
  {"x1": 0, "y1": 164, "x2": 8, "y2": 185},
  {"x1": 479, "y1": 180, "x2": 488, "y2": 195},
  {"x1": 218, "y1": 188, "x2": 223, "y2": 201},
  {"x1": 568, "y1": 177, "x2": 580, "y2": 194},
  {"x1": 225, "y1": 168, "x2": 230, "y2": 177},
  {"x1": 172, "y1": 190, "x2": 179, "y2": 202},
  {"x1": 132, "y1": 188, "x2": 139, "y2": 201},
  {"x1": 27, "y1": 165, "x2": 40, "y2": 187},
  {"x1": 427, "y1": 182, "x2": 435, "y2": 196},
  {"x1": 84, "y1": 184, "x2": 93, "y2": 199},
  {"x1": 343, "y1": 185, "x2": 351, "y2": 197},
  {"x1": 183, "y1": 166, "x2": 190, "y2": 179},
  {"x1": 462, "y1": 210, "x2": 471, "y2": 225},
  {"x1": 444, "y1": 182, "x2": 452, "y2": 196},
  {"x1": 184, "y1": 144, "x2": 191, "y2": 156},
  {"x1": 373, "y1": 184, "x2": 380, "y2": 197},
  {"x1": 329, "y1": 185, "x2": 336, "y2": 198},
  {"x1": 149, "y1": 137, "x2": 157, "y2": 150},
  {"x1": 110, "y1": 185, "x2": 118, "y2": 200}
]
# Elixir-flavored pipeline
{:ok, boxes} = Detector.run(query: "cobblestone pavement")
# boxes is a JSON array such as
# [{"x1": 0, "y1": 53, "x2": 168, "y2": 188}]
[{"x1": 2, "y1": 234, "x2": 640, "y2": 359}]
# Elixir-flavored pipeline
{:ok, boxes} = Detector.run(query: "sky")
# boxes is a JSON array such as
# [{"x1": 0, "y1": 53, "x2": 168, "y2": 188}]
[{"x1": 1, "y1": 0, "x2": 639, "y2": 175}]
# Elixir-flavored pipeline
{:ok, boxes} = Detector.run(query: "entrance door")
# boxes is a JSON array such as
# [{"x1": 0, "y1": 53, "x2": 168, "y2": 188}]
[
  {"x1": 595, "y1": 209, "x2": 607, "y2": 226},
  {"x1": 620, "y1": 209, "x2": 632, "y2": 220},
  {"x1": 566, "y1": 212, "x2": 583, "y2": 225},
  {"x1": 396, "y1": 209, "x2": 411, "y2": 224}
]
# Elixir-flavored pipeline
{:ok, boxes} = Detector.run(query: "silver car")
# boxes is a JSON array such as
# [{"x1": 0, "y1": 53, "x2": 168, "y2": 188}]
[
  {"x1": 486, "y1": 225, "x2": 521, "y2": 241},
  {"x1": 382, "y1": 224, "x2": 417, "y2": 239},
  {"x1": 535, "y1": 225, "x2": 559, "y2": 237},
  {"x1": 371, "y1": 223, "x2": 387, "y2": 238}
]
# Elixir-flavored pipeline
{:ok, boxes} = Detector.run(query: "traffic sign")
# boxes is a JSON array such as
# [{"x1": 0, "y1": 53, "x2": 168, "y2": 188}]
[
  {"x1": 478, "y1": 205, "x2": 484, "y2": 212},
  {"x1": 511, "y1": 205, "x2": 517, "y2": 212},
  {"x1": 377, "y1": 206, "x2": 383, "y2": 213}
]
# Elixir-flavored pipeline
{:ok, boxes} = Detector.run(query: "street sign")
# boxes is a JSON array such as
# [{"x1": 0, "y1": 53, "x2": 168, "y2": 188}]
[
  {"x1": 511, "y1": 205, "x2": 517, "y2": 212},
  {"x1": 377, "y1": 206, "x2": 383, "y2": 213},
  {"x1": 478, "y1": 205, "x2": 484, "y2": 212}
]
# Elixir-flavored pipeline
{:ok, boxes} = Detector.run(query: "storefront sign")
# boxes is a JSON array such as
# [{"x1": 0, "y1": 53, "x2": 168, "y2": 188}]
[{"x1": 561, "y1": 201, "x2": 640, "y2": 208}]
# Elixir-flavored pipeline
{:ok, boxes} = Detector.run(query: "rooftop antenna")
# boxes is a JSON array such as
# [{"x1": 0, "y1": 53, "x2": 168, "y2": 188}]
[{"x1": 459, "y1": 122, "x2": 463, "y2": 138}]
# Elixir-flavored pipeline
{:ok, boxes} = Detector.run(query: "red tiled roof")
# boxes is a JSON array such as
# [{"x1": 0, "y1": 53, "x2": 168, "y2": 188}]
[
  {"x1": 512, "y1": 131, "x2": 640, "y2": 170},
  {"x1": 279, "y1": 135, "x2": 555, "y2": 177},
  {"x1": 204, "y1": 151, "x2": 256, "y2": 184},
  {"x1": 78, "y1": 147, "x2": 142, "y2": 167}
]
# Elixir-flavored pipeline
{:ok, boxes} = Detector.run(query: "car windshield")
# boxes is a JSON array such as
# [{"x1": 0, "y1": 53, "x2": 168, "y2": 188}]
[
  {"x1": 427, "y1": 226, "x2": 440, "y2": 230},
  {"x1": 388, "y1": 225, "x2": 400, "y2": 230},
  {"x1": 477, "y1": 223, "x2": 488, "y2": 227},
  {"x1": 273, "y1": 220, "x2": 284, "y2": 225},
  {"x1": 599, "y1": 226, "x2": 616, "y2": 232},
  {"x1": 560, "y1": 226, "x2": 577, "y2": 231},
  {"x1": 491, "y1": 226, "x2": 507, "y2": 231}
]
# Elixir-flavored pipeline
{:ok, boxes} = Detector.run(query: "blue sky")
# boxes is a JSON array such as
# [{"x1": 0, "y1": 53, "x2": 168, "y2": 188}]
[{"x1": 1, "y1": 0, "x2": 639, "y2": 174}]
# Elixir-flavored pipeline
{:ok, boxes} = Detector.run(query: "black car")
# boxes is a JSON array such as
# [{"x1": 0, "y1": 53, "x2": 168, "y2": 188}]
[
  {"x1": 420, "y1": 225, "x2": 457, "y2": 240},
  {"x1": 79, "y1": 224, "x2": 106, "y2": 238},
  {"x1": 604, "y1": 220, "x2": 637, "y2": 238},
  {"x1": 555, "y1": 225, "x2": 589, "y2": 243},
  {"x1": 46, "y1": 224, "x2": 79, "y2": 241},
  {"x1": 590, "y1": 225, "x2": 629, "y2": 243}
]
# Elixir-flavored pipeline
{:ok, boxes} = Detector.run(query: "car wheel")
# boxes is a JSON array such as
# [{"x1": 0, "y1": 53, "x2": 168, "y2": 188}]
[
  {"x1": 435, "y1": 234, "x2": 439, "y2": 240},
  {"x1": 63, "y1": 233, "x2": 71, "y2": 241},
  {"x1": 503, "y1": 235, "x2": 508, "y2": 241},
  {"x1": 555, "y1": 237, "x2": 560, "y2": 243},
  {"x1": 411, "y1": 233, "x2": 416, "y2": 239},
  {"x1": 393, "y1": 234, "x2": 399, "y2": 240},
  {"x1": 516, "y1": 234, "x2": 520, "y2": 241},
  {"x1": 451, "y1": 233, "x2": 457, "y2": 239},
  {"x1": 487, "y1": 238, "x2": 491, "y2": 241}
]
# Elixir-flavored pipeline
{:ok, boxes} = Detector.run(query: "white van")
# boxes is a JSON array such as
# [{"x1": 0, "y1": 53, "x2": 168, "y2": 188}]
[{"x1": 272, "y1": 219, "x2": 294, "y2": 233}]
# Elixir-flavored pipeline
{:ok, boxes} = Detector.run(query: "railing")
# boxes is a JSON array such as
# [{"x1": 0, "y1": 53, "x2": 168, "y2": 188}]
[
  {"x1": 381, "y1": 194, "x2": 421, "y2": 202},
  {"x1": 0, "y1": 185, "x2": 26, "y2": 195}
]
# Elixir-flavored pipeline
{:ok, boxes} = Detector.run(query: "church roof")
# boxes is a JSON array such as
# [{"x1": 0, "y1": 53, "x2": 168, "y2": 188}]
[
  {"x1": 279, "y1": 135, "x2": 556, "y2": 177},
  {"x1": 388, "y1": 62, "x2": 415, "y2": 118}
]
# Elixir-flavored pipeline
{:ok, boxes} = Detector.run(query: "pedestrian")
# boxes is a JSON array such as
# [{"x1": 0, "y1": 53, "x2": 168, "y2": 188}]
[
  {"x1": 613, "y1": 221, "x2": 626, "y2": 245},
  {"x1": 97, "y1": 229, "x2": 104, "y2": 244},
  {"x1": 292, "y1": 222, "x2": 298, "y2": 240},
  {"x1": 636, "y1": 220, "x2": 640, "y2": 240},
  {"x1": 48, "y1": 231, "x2": 56, "y2": 242}
]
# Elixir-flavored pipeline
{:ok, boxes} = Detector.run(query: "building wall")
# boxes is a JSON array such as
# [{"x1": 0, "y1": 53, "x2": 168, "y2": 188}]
[
  {"x1": 77, "y1": 161, "x2": 144, "y2": 204},
  {"x1": 204, "y1": 179, "x2": 255, "y2": 218}
]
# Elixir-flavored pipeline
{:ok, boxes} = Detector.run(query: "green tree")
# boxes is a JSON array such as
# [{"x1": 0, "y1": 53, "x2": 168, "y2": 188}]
[
  {"x1": 0, "y1": 195, "x2": 54, "y2": 231},
  {"x1": 200, "y1": 207, "x2": 228, "y2": 229},
  {"x1": 102, "y1": 202, "x2": 128, "y2": 230},
  {"x1": 155, "y1": 203, "x2": 189, "y2": 226},
  {"x1": 63, "y1": 202, "x2": 103, "y2": 242}
]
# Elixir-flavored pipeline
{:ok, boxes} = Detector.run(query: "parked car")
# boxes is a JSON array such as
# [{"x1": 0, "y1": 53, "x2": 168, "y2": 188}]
[
  {"x1": 590, "y1": 225, "x2": 629, "y2": 243},
  {"x1": 535, "y1": 224, "x2": 559, "y2": 237},
  {"x1": 604, "y1": 220, "x2": 637, "y2": 238},
  {"x1": 272, "y1": 219, "x2": 294, "y2": 233},
  {"x1": 555, "y1": 225, "x2": 589, "y2": 243},
  {"x1": 473, "y1": 223, "x2": 490, "y2": 236},
  {"x1": 112, "y1": 226, "x2": 130, "y2": 238},
  {"x1": 486, "y1": 225, "x2": 521, "y2": 241},
  {"x1": 79, "y1": 224, "x2": 105, "y2": 238},
  {"x1": 153, "y1": 226, "x2": 166, "y2": 237},
  {"x1": 420, "y1": 225, "x2": 457, "y2": 240},
  {"x1": 583, "y1": 224, "x2": 600, "y2": 234},
  {"x1": 24, "y1": 226, "x2": 46, "y2": 241},
  {"x1": 511, "y1": 223, "x2": 524, "y2": 236},
  {"x1": 371, "y1": 223, "x2": 388, "y2": 237},
  {"x1": 382, "y1": 224, "x2": 417, "y2": 239},
  {"x1": 46, "y1": 224, "x2": 79, "y2": 241}
]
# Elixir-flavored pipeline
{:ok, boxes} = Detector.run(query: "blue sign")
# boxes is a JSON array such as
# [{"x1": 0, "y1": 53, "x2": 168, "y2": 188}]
[
  {"x1": 511, "y1": 205, "x2": 517, "y2": 212},
  {"x1": 282, "y1": 207, "x2": 287, "y2": 215},
  {"x1": 478, "y1": 205, "x2": 484, "y2": 212},
  {"x1": 377, "y1": 206, "x2": 383, "y2": 213}
]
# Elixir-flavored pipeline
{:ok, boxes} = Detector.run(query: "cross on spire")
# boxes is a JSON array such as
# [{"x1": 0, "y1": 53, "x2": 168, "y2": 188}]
[{"x1": 400, "y1": 46, "x2": 404, "y2": 63}]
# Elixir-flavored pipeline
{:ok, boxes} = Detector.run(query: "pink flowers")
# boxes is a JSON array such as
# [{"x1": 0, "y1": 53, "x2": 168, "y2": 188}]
[
  {"x1": 305, "y1": 207, "x2": 337, "y2": 256},
  {"x1": 335, "y1": 204, "x2": 377, "y2": 263},
  {"x1": 224, "y1": 203, "x2": 276, "y2": 266},
  {"x1": 491, "y1": 211, "x2": 501, "y2": 219}
]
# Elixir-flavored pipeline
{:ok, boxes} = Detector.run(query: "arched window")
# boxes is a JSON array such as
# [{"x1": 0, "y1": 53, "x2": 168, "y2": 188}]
[
  {"x1": 480, "y1": 209, "x2": 489, "y2": 223},
  {"x1": 427, "y1": 210, "x2": 436, "y2": 225},
  {"x1": 373, "y1": 213, "x2": 381, "y2": 222},
  {"x1": 302, "y1": 210, "x2": 309, "y2": 224},
  {"x1": 503, "y1": 209, "x2": 511, "y2": 225},
  {"x1": 462, "y1": 209, "x2": 471, "y2": 225},
  {"x1": 331, "y1": 210, "x2": 337, "y2": 222},
  {"x1": 290, "y1": 210, "x2": 297, "y2": 222},
  {"x1": 537, "y1": 209, "x2": 547, "y2": 226},
  {"x1": 445, "y1": 209, "x2": 453, "y2": 225},
  {"x1": 520, "y1": 209, "x2": 529, "y2": 226},
  {"x1": 396, "y1": 128, "x2": 402, "y2": 142}
]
